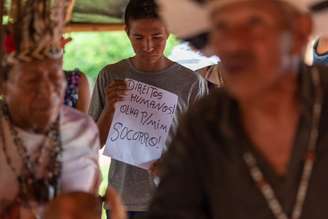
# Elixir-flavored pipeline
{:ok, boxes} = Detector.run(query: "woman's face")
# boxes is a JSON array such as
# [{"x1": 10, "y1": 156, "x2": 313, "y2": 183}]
[
  {"x1": 5, "y1": 58, "x2": 66, "y2": 133},
  {"x1": 127, "y1": 19, "x2": 169, "y2": 64}
]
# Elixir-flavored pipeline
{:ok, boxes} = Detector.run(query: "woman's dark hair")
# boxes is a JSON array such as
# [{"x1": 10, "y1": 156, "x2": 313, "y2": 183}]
[{"x1": 124, "y1": 0, "x2": 160, "y2": 27}]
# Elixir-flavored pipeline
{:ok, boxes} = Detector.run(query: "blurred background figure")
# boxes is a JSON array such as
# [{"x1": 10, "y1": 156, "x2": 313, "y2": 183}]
[
  {"x1": 64, "y1": 68, "x2": 91, "y2": 113},
  {"x1": 169, "y1": 42, "x2": 223, "y2": 90},
  {"x1": 196, "y1": 64, "x2": 224, "y2": 90},
  {"x1": 61, "y1": 35, "x2": 91, "y2": 113}
]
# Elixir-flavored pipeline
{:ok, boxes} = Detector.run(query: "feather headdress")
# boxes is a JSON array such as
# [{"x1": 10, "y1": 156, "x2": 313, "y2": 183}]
[{"x1": 4, "y1": 0, "x2": 66, "y2": 65}]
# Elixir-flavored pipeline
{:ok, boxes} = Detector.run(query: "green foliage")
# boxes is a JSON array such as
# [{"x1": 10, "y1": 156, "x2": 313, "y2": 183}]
[
  {"x1": 63, "y1": 32, "x2": 179, "y2": 82},
  {"x1": 63, "y1": 32, "x2": 132, "y2": 81},
  {"x1": 2, "y1": 16, "x2": 9, "y2": 24}
]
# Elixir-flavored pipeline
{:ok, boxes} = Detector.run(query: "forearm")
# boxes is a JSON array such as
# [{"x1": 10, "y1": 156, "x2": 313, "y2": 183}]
[
  {"x1": 76, "y1": 97, "x2": 90, "y2": 113},
  {"x1": 76, "y1": 73, "x2": 91, "y2": 113},
  {"x1": 97, "y1": 107, "x2": 115, "y2": 147}
]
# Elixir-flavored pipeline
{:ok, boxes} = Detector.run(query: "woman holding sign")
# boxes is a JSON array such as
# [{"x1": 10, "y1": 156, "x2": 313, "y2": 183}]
[{"x1": 89, "y1": 0, "x2": 208, "y2": 218}]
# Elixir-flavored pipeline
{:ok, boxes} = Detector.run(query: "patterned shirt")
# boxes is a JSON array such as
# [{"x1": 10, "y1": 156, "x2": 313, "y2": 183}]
[{"x1": 64, "y1": 69, "x2": 81, "y2": 109}]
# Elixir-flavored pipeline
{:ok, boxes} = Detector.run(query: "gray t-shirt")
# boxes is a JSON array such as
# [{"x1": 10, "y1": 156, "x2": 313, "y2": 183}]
[{"x1": 89, "y1": 58, "x2": 208, "y2": 211}]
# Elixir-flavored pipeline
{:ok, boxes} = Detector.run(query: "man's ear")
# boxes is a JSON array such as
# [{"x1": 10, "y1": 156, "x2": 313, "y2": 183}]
[{"x1": 291, "y1": 13, "x2": 313, "y2": 54}]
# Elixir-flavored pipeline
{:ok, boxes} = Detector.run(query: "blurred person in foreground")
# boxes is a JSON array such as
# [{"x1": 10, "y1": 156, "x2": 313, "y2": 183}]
[
  {"x1": 107, "y1": 0, "x2": 328, "y2": 218},
  {"x1": 44, "y1": 192, "x2": 102, "y2": 219}
]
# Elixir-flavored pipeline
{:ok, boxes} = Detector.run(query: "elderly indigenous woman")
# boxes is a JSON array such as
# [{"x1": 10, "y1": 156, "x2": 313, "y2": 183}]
[
  {"x1": 108, "y1": 0, "x2": 328, "y2": 219},
  {"x1": 0, "y1": 0, "x2": 99, "y2": 218}
]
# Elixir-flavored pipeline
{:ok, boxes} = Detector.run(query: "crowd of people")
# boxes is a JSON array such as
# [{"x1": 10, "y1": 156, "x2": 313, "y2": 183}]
[{"x1": 1, "y1": 0, "x2": 328, "y2": 218}]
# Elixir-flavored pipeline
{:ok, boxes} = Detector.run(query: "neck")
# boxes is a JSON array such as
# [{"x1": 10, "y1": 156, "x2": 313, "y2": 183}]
[
  {"x1": 131, "y1": 56, "x2": 172, "y2": 72},
  {"x1": 4, "y1": 107, "x2": 51, "y2": 135},
  {"x1": 11, "y1": 117, "x2": 51, "y2": 134},
  {"x1": 239, "y1": 73, "x2": 299, "y2": 119},
  {"x1": 239, "y1": 73, "x2": 300, "y2": 176}
]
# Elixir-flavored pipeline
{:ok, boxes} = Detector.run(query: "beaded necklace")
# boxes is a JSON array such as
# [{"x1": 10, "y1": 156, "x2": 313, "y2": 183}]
[
  {"x1": 0, "y1": 102, "x2": 63, "y2": 207},
  {"x1": 243, "y1": 68, "x2": 322, "y2": 219}
]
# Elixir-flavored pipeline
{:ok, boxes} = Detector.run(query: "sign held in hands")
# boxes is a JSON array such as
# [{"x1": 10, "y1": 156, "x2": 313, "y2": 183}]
[{"x1": 104, "y1": 79, "x2": 178, "y2": 169}]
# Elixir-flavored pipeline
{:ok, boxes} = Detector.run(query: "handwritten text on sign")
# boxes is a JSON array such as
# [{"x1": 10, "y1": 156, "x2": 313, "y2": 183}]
[{"x1": 104, "y1": 79, "x2": 178, "y2": 169}]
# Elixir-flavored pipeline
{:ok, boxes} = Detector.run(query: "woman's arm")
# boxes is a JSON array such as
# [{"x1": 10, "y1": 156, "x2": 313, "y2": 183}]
[{"x1": 76, "y1": 73, "x2": 91, "y2": 113}]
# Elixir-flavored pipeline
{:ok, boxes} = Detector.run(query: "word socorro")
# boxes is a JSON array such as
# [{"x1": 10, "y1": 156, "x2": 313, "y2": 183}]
[{"x1": 110, "y1": 122, "x2": 162, "y2": 148}]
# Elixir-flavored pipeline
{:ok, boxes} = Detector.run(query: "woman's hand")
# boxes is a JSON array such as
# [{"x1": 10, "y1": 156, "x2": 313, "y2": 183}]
[{"x1": 104, "y1": 80, "x2": 128, "y2": 113}]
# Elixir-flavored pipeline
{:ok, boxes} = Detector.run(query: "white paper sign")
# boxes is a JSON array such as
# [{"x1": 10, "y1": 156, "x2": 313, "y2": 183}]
[{"x1": 103, "y1": 79, "x2": 178, "y2": 169}]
